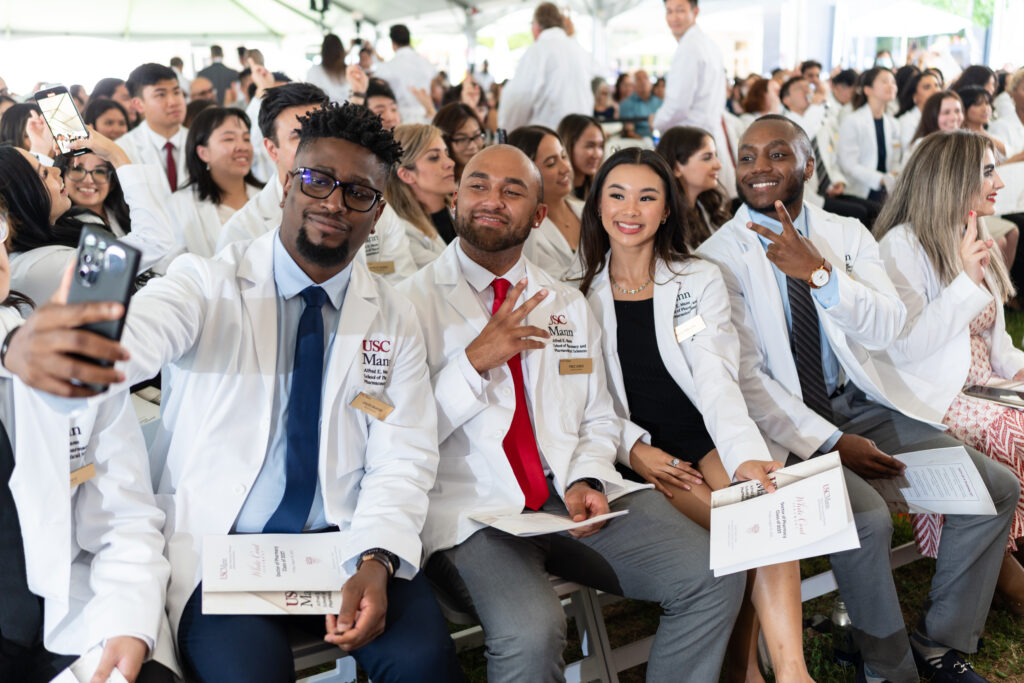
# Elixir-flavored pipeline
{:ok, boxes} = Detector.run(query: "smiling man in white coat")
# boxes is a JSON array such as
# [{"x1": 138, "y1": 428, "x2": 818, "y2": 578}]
[
  {"x1": 398, "y1": 144, "x2": 743, "y2": 683},
  {"x1": 697, "y1": 115, "x2": 1018, "y2": 683},
  {"x1": 4, "y1": 103, "x2": 463, "y2": 683},
  {"x1": 497, "y1": 3, "x2": 595, "y2": 131},
  {"x1": 215, "y1": 81, "x2": 417, "y2": 282}
]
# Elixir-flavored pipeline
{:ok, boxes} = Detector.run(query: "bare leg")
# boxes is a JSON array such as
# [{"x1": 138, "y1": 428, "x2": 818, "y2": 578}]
[{"x1": 996, "y1": 550, "x2": 1024, "y2": 615}]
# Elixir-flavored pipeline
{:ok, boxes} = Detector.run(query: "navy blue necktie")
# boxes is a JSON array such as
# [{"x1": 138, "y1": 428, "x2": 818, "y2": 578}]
[{"x1": 264, "y1": 285, "x2": 327, "y2": 533}]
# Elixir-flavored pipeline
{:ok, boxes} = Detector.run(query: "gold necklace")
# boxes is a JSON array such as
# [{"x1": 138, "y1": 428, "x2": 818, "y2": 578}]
[{"x1": 609, "y1": 272, "x2": 652, "y2": 295}]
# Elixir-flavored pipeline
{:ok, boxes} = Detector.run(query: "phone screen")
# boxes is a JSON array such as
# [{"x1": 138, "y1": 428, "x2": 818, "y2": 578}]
[{"x1": 37, "y1": 88, "x2": 89, "y2": 155}]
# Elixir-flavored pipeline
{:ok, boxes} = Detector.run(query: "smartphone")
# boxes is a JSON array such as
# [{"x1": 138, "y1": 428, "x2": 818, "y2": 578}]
[
  {"x1": 67, "y1": 226, "x2": 141, "y2": 392},
  {"x1": 34, "y1": 85, "x2": 90, "y2": 157},
  {"x1": 496, "y1": 128, "x2": 508, "y2": 144}
]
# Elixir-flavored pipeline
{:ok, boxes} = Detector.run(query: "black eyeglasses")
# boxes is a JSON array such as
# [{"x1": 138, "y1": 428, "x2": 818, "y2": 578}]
[
  {"x1": 66, "y1": 166, "x2": 112, "y2": 183},
  {"x1": 449, "y1": 131, "x2": 486, "y2": 148},
  {"x1": 291, "y1": 167, "x2": 383, "y2": 212}
]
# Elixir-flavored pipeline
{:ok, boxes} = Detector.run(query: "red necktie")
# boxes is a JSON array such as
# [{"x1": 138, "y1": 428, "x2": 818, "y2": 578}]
[
  {"x1": 164, "y1": 141, "x2": 178, "y2": 191},
  {"x1": 491, "y1": 278, "x2": 549, "y2": 510}
]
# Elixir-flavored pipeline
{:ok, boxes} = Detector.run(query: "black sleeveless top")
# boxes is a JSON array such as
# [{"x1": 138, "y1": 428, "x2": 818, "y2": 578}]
[
  {"x1": 431, "y1": 208, "x2": 457, "y2": 245},
  {"x1": 614, "y1": 298, "x2": 715, "y2": 465}
]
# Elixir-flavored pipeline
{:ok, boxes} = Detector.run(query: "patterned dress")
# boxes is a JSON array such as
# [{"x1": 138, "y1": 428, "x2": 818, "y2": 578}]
[{"x1": 912, "y1": 301, "x2": 1024, "y2": 557}]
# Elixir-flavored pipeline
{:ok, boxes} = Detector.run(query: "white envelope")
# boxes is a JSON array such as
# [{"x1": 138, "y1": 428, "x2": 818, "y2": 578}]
[
  {"x1": 710, "y1": 452, "x2": 860, "y2": 576},
  {"x1": 50, "y1": 646, "x2": 129, "y2": 683}
]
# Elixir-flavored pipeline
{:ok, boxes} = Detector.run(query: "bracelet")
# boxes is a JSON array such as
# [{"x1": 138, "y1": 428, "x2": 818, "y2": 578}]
[
  {"x1": 1, "y1": 326, "x2": 20, "y2": 369},
  {"x1": 356, "y1": 547, "x2": 399, "y2": 578}
]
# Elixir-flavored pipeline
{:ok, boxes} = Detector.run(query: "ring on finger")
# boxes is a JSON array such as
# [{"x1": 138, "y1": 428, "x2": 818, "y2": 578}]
[{"x1": 669, "y1": 458, "x2": 680, "y2": 468}]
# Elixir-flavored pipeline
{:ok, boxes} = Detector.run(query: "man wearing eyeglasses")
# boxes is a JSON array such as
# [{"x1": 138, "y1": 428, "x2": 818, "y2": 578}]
[{"x1": 3, "y1": 102, "x2": 463, "y2": 682}]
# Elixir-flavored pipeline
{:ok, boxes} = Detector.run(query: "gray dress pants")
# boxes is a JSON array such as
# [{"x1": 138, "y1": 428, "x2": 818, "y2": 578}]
[
  {"x1": 427, "y1": 482, "x2": 744, "y2": 683},
  {"x1": 824, "y1": 385, "x2": 1019, "y2": 682}
]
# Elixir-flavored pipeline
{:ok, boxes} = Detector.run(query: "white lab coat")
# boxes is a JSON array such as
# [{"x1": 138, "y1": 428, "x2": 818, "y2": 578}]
[
  {"x1": 837, "y1": 105, "x2": 903, "y2": 199},
  {"x1": 784, "y1": 104, "x2": 826, "y2": 139},
  {"x1": 897, "y1": 107, "x2": 921, "y2": 151},
  {"x1": 381, "y1": 205, "x2": 446, "y2": 269},
  {"x1": 115, "y1": 231, "x2": 439, "y2": 633},
  {"x1": 522, "y1": 197, "x2": 584, "y2": 281},
  {"x1": 1, "y1": 305, "x2": 175, "y2": 672},
  {"x1": 653, "y1": 24, "x2": 733, "y2": 200},
  {"x1": 245, "y1": 96, "x2": 275, "y2": 185},
  {"x1": 874, "y1": 224, "x2": 1024, "y2": 419},
  {"x1": 213, "y1": 178, "x2": 418, "y2": 283},
  {"x1": 990, "y1": 112, "x2": 1024, "y2": 158},
  {"x1": 8, "y1": 164, "x2": 181, "y2": 304},
  {"x1": 697, "y1": 204, "x2": 938, "y2": 464},
  {"x1": 585, "y1": 257, "x2": 773, "y2": 479},
  {"x1": 498, "y1": 27, "x2": 595, "y2": 131},
  {"x1": 374, "y1": 47, "x2": 437, "y2": 125},
  {"x1": 397, "y1": 243, "x2": 647, "y2": 556},
  {"x1": 117, "y1": 123, "x2": 190, "y2": 189},
  {"x1": 994, "y1": 91, "x2": 1015, "y2": 122},
  {"x1": 304, "y1": 64, "x2": 351, "y2": 105},
  {"x1": 169, "y1": 183, "x2": 260, "y2": 259}
]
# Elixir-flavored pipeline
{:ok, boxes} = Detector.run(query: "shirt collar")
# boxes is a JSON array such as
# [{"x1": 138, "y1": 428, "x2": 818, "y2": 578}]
[
  {"x1": 748, "y1": 204, "x2": 809, "y2": 238},
  {"x1": 454, "y1": 239, "x2": 527, "y2": 294},
  {"x1": 272, "y1": 232, "x2": 351, "y2": 309},
  {"x1": 143, "y1": 121, "x2": 187, "y2": 148}
]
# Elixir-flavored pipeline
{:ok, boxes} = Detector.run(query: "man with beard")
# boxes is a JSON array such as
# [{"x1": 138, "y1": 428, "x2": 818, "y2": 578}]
[
  {"x1": 397, "y1": 145, "x2": 743, "y2": 683},
  {"x1": 698, "y1": 115, "x2": 1017, "y2": 683},
  {"x1": 2, "y1": 102, "x2": 463, "y2": 682}
]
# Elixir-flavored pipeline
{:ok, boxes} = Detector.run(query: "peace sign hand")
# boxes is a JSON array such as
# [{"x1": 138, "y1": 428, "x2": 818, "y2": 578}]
[
  {"x1": 747, "y1": 200, "x2": 828, "y2": 282},
  {"x1": 465, "y1": 278, "x2": 550, "y2": 375},
  {"x1": 959, "y1": 210, "x2": 992, "y2": 285}
]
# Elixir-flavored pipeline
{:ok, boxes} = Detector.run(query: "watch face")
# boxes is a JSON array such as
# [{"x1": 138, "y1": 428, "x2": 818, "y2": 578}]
[{"x1": 811, "y1": 268, "x2": 830, "y2": 287}]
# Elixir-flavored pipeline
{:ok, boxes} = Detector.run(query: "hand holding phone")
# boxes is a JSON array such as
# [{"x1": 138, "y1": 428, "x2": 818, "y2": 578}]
[{"x1": 34, "y1": 85, "x2": 90, "y2": 157}]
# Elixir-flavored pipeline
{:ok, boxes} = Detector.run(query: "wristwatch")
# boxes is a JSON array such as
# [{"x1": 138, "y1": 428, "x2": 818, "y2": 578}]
[
  {"x1": 356, "y1": 548, "x2": 399, "y2": 578},
  {"x1": 807, "y1": 259, "x2": 831, "y2": 289}
]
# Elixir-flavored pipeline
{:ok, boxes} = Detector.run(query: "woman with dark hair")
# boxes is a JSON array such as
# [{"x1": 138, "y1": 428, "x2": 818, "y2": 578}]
[
  {"x1": 738, "y1": 78, "x2": 781, "y2": 131},
  {"x1": 54, "y1": 152, "x2": 131, "y2": 236},
  {"x1": 508, "y1": 125, "x2": 583, "y2": 280},
  {"x1": 83, "y1": 98, "x2": 129, "y2": 141},
  {"x1": 895, "y1": 71, "x2": 942, "y2": 149},
  {"x1": 305, "y1": 33, "x2": 349, "y2": 103},
  {"x1": 577, "y1": 147, "x2": 812, "y2": 683},
  {"x1": 0, "y1": 95, "x2": 15, "y2": 118},
  {"x1": 0, "y1": 103, "x2": 54, "y2": 165},
  {"x1": 958, "y1": 85, "x2": 1009, "y2": 158},
  {"x1": 441, "y1": 74, "x2": 489, "y2": 128},
  {"x1": 953, "y1": 65, "x2": 997, "y2": 96},
  {"x1": 90, "y1": 77, "x2": 137, "y2": 126},
  {"x1": 613, "y1": 72, "x2": 634, "y2": 105},
  {"x1": 838, "y1": 67, "x2": 901, "y2": 201},
  {"x1": 171, "y1": 107, "x2": 261, "y2": 257},
  {"x1": 909, "y1": 90, "x2": 963, "y2": 152},
  {"x1": 0, "y1": 130, "x2": 178, "y2": 304},
  {"x1": 432, "y1": 102, "x2": 486, "y2": 183},
  {"x1": 655, "y1": 126, "x2": 730, "y2": 247},
  {"x1": 557, "y1": 114, "x2": 605, "y2": 201}
]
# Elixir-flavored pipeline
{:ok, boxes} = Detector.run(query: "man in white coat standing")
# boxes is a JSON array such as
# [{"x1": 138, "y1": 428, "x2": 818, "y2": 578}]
[
  {"x1": 497, "y1": 3, "x2": 595, "y2": 131},
  {"x1": 698, "y1": 115, "x2": 1018, "y2": 683},
  {"x1": 5, "y1": 103, "x2": 463, "y2": 683},
  {"x1": 653, "y1": 0, "x2": 736, "y2": 198},
  {"x1": 398, "y1": 144, "x2": 743, "y2": 683},
  {"x1": 373, "y1": 24, "x2": 438, "y2": 126}
]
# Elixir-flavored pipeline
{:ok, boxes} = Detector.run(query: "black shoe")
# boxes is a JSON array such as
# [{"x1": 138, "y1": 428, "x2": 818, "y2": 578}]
[
  {"x1": 912, "y1": 647, "x2": 990, "y2": 682},
  {"x1": 855, "y1": 661, "x2": 893, "y2": 683}
]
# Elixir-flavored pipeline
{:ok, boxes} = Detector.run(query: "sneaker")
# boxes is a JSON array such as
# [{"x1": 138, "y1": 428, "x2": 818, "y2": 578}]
[{"x1": 912, "y1": 648, "x2": 990, "y2": 682}]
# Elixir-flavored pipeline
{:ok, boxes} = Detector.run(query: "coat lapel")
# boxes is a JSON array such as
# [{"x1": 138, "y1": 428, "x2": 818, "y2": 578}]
[{"x1": 236, "y1": 232, "x2": 279, "y2": 403}]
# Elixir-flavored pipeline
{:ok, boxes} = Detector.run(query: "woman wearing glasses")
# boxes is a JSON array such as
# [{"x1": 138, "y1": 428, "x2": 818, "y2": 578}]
[
  {"x1": 384, "y1": 123, "x2": 456, "y2": 268},
  {"x1": 0, "y1": 128, "x2": 178, "y2": 305},
  {"x1": 170, "y1": 107, "x2": 262, "y2": 259},
  {"x1": 432, "y1": 102, "x2": 486, "y2": 183},
  {"x1": 55, "y1": 152, "x2": 131, "y2": 236}
]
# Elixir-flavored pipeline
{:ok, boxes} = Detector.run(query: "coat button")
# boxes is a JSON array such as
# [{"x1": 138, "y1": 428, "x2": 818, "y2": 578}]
[{"x1": 233, "y1": 484, "x2": 246, "y2": 495}]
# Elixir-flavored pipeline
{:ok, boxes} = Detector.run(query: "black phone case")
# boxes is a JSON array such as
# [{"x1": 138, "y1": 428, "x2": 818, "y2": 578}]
[
  {"x1": 34, "y1": 85, "x2": 90, "y2": 157},
  {"x1": 66, "y1": 226, "x2": 141, "y2": 390}
]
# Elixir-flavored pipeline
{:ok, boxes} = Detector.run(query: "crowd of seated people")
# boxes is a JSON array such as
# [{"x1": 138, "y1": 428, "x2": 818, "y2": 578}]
[{"x1": 3, "y1": 1, "x2": 1024, "y2": 682}]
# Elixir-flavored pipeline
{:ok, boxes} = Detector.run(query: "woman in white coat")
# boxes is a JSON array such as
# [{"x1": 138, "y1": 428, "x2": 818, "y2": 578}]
[
  {"x1": 508, "y1": 125, "x2": 585, "y2": 280},
  {"x1": 838, "y1": 67, "x2": 902, "y2": 202},
  {"x1": 0, "y1": 203, "x2": 174, "y2": 682},
  {"x1": 0, "y1": 131, "x2": 179, "y2": 305},
  {"x1": 171, "y1": 106, "x2": 262, "y2": 258},
  {"x1": 577, "y1": 148, "x2": 813, "y2": 683},
  {"x1": 384, "y1": 123, "x2": 456, "y2": 268},
  {"x1": 55, "y1": 151, "x2": 132, "y2": 236},
  {"x1": 874, "y1": 130, "x2": 1024, "y2": 612}
]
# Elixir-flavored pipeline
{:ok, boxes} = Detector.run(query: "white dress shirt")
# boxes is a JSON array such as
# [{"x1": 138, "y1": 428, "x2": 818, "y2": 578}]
[
  {"x1": 497, "y1": 27, "x2": 595, "y2": 131},
  {"x1": 897, "y1": 107, "x2": 921, "y2": 151},
  {"x1": 374, "y1": 47, "x2": 437, "y2": 125},
  {"x1": 118, "y1": 122, "x2": 190, "y2": 190},
  {"x1": 784, "y1": 104, "x2": 826, "y2": 139}
]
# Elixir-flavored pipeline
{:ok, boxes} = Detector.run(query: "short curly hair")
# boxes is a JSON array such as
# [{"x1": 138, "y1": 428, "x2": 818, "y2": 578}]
[{"x1": 296, "y1": 101, "x2": 404, "y2": 175}]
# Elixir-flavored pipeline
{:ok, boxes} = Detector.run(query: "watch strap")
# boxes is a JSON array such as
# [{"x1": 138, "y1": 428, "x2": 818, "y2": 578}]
[{"x1": 356, "y1": 547, "x2": 399, "y2": 578}]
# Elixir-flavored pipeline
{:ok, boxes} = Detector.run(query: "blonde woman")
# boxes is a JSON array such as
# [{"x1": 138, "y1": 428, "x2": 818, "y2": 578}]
[
  {"x1": 874, "y1": 130, "x2": 1024, "y2": 612},
  {"x1": 384, "y1": 123, "x2": 456, "y2": 268}
]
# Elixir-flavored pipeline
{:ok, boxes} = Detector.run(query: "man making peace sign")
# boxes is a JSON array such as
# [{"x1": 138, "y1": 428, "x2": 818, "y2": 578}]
[{"x1": 698, "y1": 114, "x2": 1018, "y2": 683}]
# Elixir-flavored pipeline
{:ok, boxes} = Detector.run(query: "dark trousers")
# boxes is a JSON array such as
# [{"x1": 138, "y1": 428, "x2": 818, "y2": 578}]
[
  {"x1": 0, "y1": 636, "x2": 174, "y2": 683},
  {"x1": 824, "y1": 194, "x2": 882, "y2": 228},
  {"x1": 177, "y1": 572, "x2": 465, "y2": 683}
]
